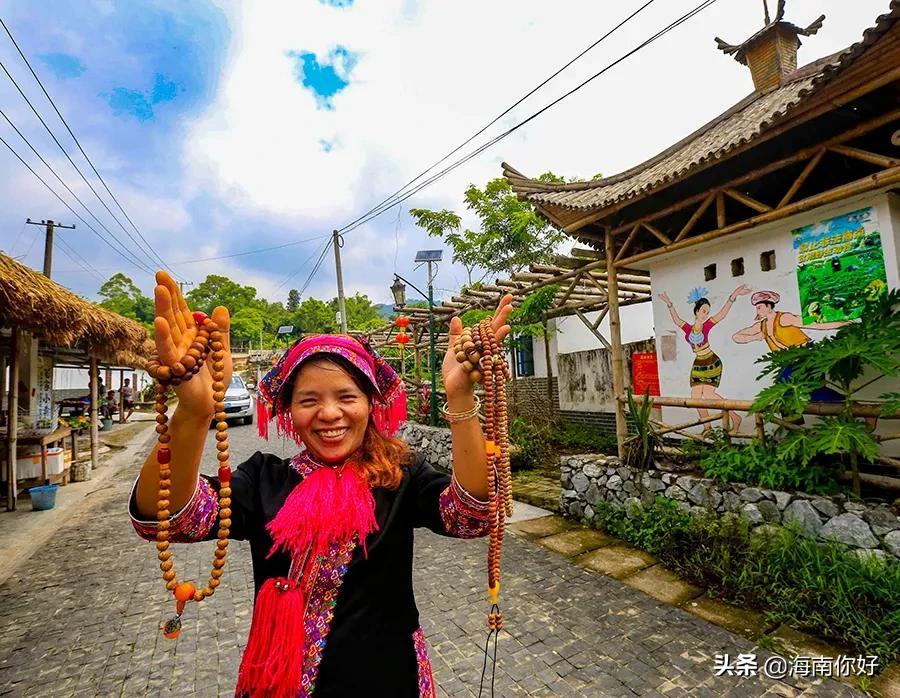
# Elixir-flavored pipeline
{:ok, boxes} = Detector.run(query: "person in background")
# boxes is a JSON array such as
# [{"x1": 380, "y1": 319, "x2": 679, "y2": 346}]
[{"x1": 121, "y1": 378, "x2": 135, "y2": 423}]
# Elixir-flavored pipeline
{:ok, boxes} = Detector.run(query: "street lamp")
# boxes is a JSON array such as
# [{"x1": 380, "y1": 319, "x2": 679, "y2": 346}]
[{"x1": 391, "y1": 249, "x2": 442, "y2": 426}]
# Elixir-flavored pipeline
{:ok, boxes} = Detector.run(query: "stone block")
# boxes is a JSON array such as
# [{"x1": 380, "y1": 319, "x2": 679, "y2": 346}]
[
  {"x1": 774, "y1": 491, "x2": 792, "y2": 511},
  {"x1": 537, "y1": 529, "x2": 615, "y2": 557},
  {"x1": 884, "y1": 530, "x2": 900, "y2": 558},
  {"x1": 756, "y1": 500, "x2": 781, "y2": 523},
  {"x1": 509, "y1": 515, "x2": 577, "y2": 539},
  {"x1": 576, "y1": 545, "x2": 656, "y2": 579},
  {"x1": 782, "y1": 500, "x2": 822, "y2": 537},
  {"x1": 820, "y1": 513, "x2": 877, "y2": 549},
  {"x1": 606, "y1": 475, "x2": 622, "y2": 490},
  {"x1": 571, "y1": 472, "x2": 590, "y2": 493},
  {"x1": 622, "y1": 565, "x2": 702, "y2": 606},
  {"x1": 811, "y1": 498, "x2": 840, "y2": 519},
  {"x1": 863, "y1": 507, "x2": 900, "y2": 537},
  {"x1": 685, "y1": 598, "x2": 777, "y2": 639},
  {"x1": 739, "y1": 487, "x2": 763, "y2": 503}
]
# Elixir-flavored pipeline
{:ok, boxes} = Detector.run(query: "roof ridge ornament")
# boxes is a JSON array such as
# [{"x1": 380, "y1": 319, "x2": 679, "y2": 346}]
[{"x1": 715, "y1": 0, "x2": 825, "y2": 92}]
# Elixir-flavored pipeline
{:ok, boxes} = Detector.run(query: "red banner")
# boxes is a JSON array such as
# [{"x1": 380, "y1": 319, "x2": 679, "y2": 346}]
[{"x1": 631, "y1": 352, "x2": 660, "y2": 396}]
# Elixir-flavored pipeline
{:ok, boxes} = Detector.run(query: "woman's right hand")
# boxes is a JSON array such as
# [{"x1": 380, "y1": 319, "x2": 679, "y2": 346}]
[
  {"x1": 659, "y1": 292, "x2": 672, "y2": 306},
  {"x1": 153, "y1": 271, "x2": 232, "y2": 419}
]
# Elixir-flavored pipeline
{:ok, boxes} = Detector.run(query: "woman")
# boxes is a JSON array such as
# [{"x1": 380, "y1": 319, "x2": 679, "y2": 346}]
[
  {"x1": 659, "y1": 284, "x2": 749, "y2": 434},
  {"x1": 130, "y1": 272, "x2": 513, "y2": 697}
]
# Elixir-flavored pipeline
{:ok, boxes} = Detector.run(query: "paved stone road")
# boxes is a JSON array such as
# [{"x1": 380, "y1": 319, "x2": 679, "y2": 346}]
[{"x1": 0, "y1": 423, "x2": 863, "y2": 697}]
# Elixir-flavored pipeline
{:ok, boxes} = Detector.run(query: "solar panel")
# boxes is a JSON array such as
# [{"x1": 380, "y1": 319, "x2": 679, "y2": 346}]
[{"x1": 414, "y1": 249, "x2": 443, "y2": 262}]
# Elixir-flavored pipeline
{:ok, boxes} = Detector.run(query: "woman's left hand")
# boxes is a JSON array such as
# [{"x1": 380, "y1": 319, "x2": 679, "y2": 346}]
[{"x1": 442, "y1": 294, "x2": 514, "y2": 402}]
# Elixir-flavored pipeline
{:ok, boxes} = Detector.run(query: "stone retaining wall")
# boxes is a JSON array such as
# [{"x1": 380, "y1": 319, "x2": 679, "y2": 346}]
[
  {"x1": 561, "y1": 454, "x2": 900, "y2": 560},
  {"x1": 399, "y1": 422, "x2": 452, "y2": 473}
]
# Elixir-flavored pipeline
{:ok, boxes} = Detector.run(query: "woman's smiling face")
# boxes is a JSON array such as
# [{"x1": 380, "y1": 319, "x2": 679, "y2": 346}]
[{"x1": 289, "y1": 358, "x2": 372, "y2": 463}]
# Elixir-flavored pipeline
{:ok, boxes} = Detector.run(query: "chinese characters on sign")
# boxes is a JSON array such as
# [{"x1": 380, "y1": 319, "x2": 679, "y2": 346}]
[
  {"x1": 792, "y1": 207, "x2": 888, "y2": 324},
  {"x1": 713, "y1": 653, "x2": 878, "y2": 679},
  {"x1": 630, "y1": 352, "x2": 660, "y2": 396}
]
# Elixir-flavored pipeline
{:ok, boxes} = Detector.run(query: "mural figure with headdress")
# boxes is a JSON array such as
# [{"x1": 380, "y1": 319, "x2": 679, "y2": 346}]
[{"x1": 659, "y1": 283, "x2": 751, "y2": 434}]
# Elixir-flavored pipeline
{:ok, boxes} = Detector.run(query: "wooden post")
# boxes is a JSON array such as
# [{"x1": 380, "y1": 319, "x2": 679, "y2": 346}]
[
  {"x1": 543, "y1": 320, "x2": 554, "y2": 412},
  {"x1": 119, "y1": 369, "x2": 125, "y2": 423},
  {"x1": 605, "y1": 229, "x2": 627, "y2": 459},
  {"x1": 5, "y1": 328, "x2": 20, "y2": 511},
  {"x1": 755, "y1": 414, "x2": 766, "y2": 443},
  {"x1": 89, "y1": 357, "x2": 99, "y2": 473}
]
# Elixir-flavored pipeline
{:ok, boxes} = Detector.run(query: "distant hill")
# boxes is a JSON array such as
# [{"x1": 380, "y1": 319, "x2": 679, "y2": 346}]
[{"x1": 375, "y1": 303, "x2": 395, "y2": 319}]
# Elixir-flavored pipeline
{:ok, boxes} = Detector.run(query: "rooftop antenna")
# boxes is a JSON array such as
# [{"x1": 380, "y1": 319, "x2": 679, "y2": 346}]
[{"x1": 763, "y1": 0, "x2": 771, "y2": 24}]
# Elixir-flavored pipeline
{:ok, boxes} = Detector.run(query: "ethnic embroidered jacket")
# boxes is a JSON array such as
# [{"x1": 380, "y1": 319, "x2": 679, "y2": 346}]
[{"x1": 130, "y1": 451, "x2": 489, "y2": 698}]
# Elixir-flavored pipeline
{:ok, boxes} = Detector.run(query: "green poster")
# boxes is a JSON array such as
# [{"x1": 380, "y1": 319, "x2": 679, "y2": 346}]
[{"x1": 792, "y1": 207, "x2": 888, "y2": 323}]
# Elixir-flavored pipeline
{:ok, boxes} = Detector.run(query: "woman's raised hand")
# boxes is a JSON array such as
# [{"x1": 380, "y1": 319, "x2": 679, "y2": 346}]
[
  {"x1": 153, "y1": 271, "x2": 232, "y2": 419},
  {"x1": 442, "y1": 294, "x2": 514, "y2": 401}
]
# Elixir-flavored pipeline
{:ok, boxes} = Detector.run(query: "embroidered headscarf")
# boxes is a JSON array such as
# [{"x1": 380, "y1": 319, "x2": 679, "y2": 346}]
[{"x1": 256, "y1": 334, "x2": 407, "y2": 441}]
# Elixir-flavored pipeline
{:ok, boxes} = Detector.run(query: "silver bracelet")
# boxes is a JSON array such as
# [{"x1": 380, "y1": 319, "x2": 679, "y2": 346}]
[{"x1": 440, "y1": 394, "x2": 482, "y2": 423}]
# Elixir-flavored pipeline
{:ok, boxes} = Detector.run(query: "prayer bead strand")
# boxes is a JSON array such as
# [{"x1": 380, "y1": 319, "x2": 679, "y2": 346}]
[{"x1": 146, "y1": 313, "x2": 232, "y2": 639}]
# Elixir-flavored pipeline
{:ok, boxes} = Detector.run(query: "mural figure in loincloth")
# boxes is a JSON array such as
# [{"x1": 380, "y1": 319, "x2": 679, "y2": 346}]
[{"x1": 659, "y1": 284, "x2": 751, "y2": 434}]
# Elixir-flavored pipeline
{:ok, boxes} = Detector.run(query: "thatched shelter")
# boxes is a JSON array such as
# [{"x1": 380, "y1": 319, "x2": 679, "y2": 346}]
[
  {"x1": 1, "y1": 252, "x2": 152, "y2": 510},
  {"x1": 0, "y1": 253, "x2": 149, "y2": 365}
]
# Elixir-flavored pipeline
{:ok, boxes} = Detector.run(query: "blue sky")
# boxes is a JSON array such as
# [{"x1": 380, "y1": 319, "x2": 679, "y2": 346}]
[{"x1": 0, "y1": 0, "x2": 892, "y2": 307}]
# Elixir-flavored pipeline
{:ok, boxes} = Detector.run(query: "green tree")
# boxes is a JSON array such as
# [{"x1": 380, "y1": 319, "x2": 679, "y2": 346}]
[
  {"x1": 294, "y1": 297, "x2": 335, "y2": 334},
  {"x1": 96, "y1": 273, "x2": 154, "y2": 329},
  {"x1": 230, "y1": 306, "x2": 266, "y2": 347},
  {"x1": 409, "y1": 173, "x2": 568, "y2": 285},
  {"x1": 286, "y1": 289, "x2": 300, "y2": 312},
  {"x1": 186, "y1": 274, "x2": 258, "y2": 316},
  {"x1": 331, "y1": 293, "x2": 383, "y2": 331}
]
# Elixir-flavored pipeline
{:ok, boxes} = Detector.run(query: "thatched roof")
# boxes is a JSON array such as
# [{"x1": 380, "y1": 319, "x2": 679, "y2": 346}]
[
  {"x1": 504, "y1": 1, "x2": 900, "y2": 223},
  {"x1": 0, "y1": 252, "x2": 150, "y2": 367}
]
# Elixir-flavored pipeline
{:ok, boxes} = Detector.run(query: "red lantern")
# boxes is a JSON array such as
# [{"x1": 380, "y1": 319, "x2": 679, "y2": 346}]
[
  {"x1": 395, "y1": 316, "x2": 410, "y2": 329},
  {"x1": 396, "y1": 332, "x2": 410, "y2": 345}
]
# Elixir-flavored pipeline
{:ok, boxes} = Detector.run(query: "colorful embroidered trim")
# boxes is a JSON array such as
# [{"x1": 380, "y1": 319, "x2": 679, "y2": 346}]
[
  {"x1": 130, "y1": 475, "x2": 218, "y2": 543},
  {"x1": 299, "y1": 540, "x2": 357, "y2": 697},
  {"x1": 438, "y1": 474, "x2": 491, "y2": 539},
  {"x1": 413, "y1": 627, "x2": 437, "y2": 698}
]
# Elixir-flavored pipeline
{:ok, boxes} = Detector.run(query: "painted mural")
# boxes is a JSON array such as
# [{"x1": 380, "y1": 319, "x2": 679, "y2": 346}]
[
  {"x1": 658, "y1": 284, "x2": 751, "y2": 433},
  {"x1": 792, "y1": 207, "x2": 888, "y2": 323}
]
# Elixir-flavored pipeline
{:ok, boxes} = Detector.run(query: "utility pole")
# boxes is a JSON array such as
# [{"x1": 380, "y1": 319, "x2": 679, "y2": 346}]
[
  {"x1": 333, "y1": 230, "x2": 348, "y2": 333},
  {"x1": 26, "y1": 218, "x2": 75, "y2": 278},
  {"x1": 178, "y1": 280, "x2": 194, "y2": 297},
  {"x1": 426, "y1": 259, "x2": 438, "y2": 426}
]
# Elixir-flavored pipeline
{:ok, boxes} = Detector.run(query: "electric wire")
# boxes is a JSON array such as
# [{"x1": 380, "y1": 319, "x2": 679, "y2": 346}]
[
  {"x1": 171, "y1": 233, "x2": 332, "y2": 265},
  {"x1": 0, "y1": 131, "x2": 157, "y2": 276},
  {"x1": 335, "y1": 0, "x2": 660, "y2": 236},
  {"x1": 0, "y1": 107, "x2": 160, "y2": 273},
  {"x1": 7, "y1": 218, "x2": 26, "y2": 255},
  {"x1": 273, "y1": 237, "x2": 334, "y2": 295},
  {"x1": 0, "y1": 58, "x2": 180, "y2": 279},
  {"x1": 338, "y1": 0, "x2": 720, "y2": 237},
  {"x1": 54, "y1": 235, "x2": 106, "y2": 283},
  {"x1": 0, "y1": 15, "x2": 184, "y2": 280}
]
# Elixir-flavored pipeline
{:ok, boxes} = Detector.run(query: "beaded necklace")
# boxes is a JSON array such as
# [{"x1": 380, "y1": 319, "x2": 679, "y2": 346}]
[
  {"x1": 145, "y1": 312, "x2": 232, "y2": 639},
  {"x1": 452, "y1": 318, "x2": 511, "y2": 653}
]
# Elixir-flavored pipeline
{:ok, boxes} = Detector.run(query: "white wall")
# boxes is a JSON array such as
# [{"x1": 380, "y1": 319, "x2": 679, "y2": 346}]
[
  {"x1": 555, "y1": 303, "x2": 655, "y2": 354},
  {"x1": 647, "y1": 191, "x2": 900, "y2": 446}
]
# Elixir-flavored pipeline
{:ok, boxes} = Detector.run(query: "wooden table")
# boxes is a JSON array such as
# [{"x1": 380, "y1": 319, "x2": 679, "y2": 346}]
[{"x1": 15, "y1": 425, "x2": 74, "y2": 484}]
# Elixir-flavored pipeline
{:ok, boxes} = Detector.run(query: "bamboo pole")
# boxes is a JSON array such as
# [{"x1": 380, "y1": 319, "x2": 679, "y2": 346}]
[
  {"x1": 543, "y1": 320, "x2": 554, "y2": 411},
  {"x1": 627, "y1": 394, "x2": 896, "y2": 419},
  {"x1": 779, "y1": 149, "x2": 825, "y2": 207},
  {"x1": 605, "y1": 229, "x2": 627, "y2": 459},
  {"x1": 571, "y1": 107, "x2": 900, "y2": 236},
  {"x1": 5, "y1": 327, "x2": 20, "y2": 511},
  {"x1": 617, "y1": 166, "x2": 900, "y2": 267},
  {"x1": 653, "y1": 411, "x2": 723, "y2": 436},
  {"x1": 838, "y1": 470, "x2": 900, "y2": 492}
]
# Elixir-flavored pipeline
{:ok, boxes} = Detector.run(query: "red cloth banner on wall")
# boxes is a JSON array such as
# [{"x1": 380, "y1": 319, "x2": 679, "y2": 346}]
[{"x1": 631, "y1": 352, "x2": 660, "y2": 396}]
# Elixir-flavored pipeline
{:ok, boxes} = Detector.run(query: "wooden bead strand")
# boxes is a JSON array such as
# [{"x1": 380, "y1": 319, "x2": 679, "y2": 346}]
[
  {"x1": 452, "y1": 317, "x2": 511, "y2": 633},
  {"x1": 147, "y1": 312, "x2": 232, "y2": 639}
]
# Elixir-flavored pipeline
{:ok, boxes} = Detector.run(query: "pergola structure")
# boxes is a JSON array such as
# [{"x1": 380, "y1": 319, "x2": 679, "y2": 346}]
[{"x1": 502, "y1": 2, "x2": 900, "y2": 459}]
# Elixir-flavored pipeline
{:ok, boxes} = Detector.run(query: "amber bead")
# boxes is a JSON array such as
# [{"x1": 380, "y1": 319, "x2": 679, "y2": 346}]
[
  {"x1": 208, "y1": 579, "x2": 220, "y2": 589},
  {"x1": 158, "y1": 433, "x2": 171, "y2": 444},
  {"x1": 217, "y1": 452, "x2": 229, "y2": 462},
  {"x1": 220, "y1": 486, "x2": 232, "y2": 498},
  {"x1": 219, "y1": 497, "x2": 231, "y2": 508},
  {"x1": 166, "y1": 580, "x2": 178, "y2": 591},
  {"x1": 162, "y1": 570, "x2": 176, "y2": 582}
]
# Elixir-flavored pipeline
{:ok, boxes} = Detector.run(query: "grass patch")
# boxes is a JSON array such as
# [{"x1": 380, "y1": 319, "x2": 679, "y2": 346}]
[{"x1": 593, "y1": 497, "x2": 900, "y2": 665}]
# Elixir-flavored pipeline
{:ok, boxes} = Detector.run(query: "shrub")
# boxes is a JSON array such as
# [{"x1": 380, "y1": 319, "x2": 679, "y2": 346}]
[{"x1": 593, "y1": 497, "x2": 900, "y2": 664}]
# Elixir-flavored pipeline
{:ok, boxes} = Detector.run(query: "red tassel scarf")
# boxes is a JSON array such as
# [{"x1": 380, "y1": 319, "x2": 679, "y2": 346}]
[{"x1": 236, "y1": 460, "x2": 377, "y2": 698}]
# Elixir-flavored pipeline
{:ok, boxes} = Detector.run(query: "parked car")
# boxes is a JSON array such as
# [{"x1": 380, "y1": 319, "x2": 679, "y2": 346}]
[{"x1": 213, "y1": 375, "x2": 254, "y2": 426}]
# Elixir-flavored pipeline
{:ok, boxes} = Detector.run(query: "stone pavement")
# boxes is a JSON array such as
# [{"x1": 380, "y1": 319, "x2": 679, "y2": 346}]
[{"x1": 0, "y1": 423, "x2": 865, "y2": 697}]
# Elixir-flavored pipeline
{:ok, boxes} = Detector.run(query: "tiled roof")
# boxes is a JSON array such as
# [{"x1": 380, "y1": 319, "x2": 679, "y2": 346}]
[{"x1": 504, "y1": 2, "x2": 899, "y2": 215}]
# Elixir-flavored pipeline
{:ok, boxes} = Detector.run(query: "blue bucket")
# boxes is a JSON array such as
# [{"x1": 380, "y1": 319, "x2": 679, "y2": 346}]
[{"x1": 29, "y1": 484, "x2": 59, "y2": 511}]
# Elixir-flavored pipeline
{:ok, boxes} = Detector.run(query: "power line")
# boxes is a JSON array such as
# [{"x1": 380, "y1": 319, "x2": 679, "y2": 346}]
[
  {"x1": 274, "y1": 237, "x2": 334, "y2": 295},
  {"x1": 171, "y1": 233, "x2": 332, "y2": 264},
  {"x1": 0, "y1": 130, "x2": 157, "y2": 276},
  {"x1": 0, "y1": 15, "x2": 184, "y2": 281},
  {"x1": 339, "y1": 0, "x2": 720, "y2": 237},
  {"x1": 0, "y1": 107, "x2": 161, "y2": 273},
  {"x1": 54, "y1": 235, "x2": 106, "y2": 283},
  {"x1": 334, "y1": 0, "x2": 660, "y2": 236}
]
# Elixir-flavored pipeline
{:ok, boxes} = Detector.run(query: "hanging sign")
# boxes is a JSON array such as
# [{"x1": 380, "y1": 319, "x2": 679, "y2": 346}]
[{"x1": 631, "y1": 352, "x2": 660, "y2": 396}]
